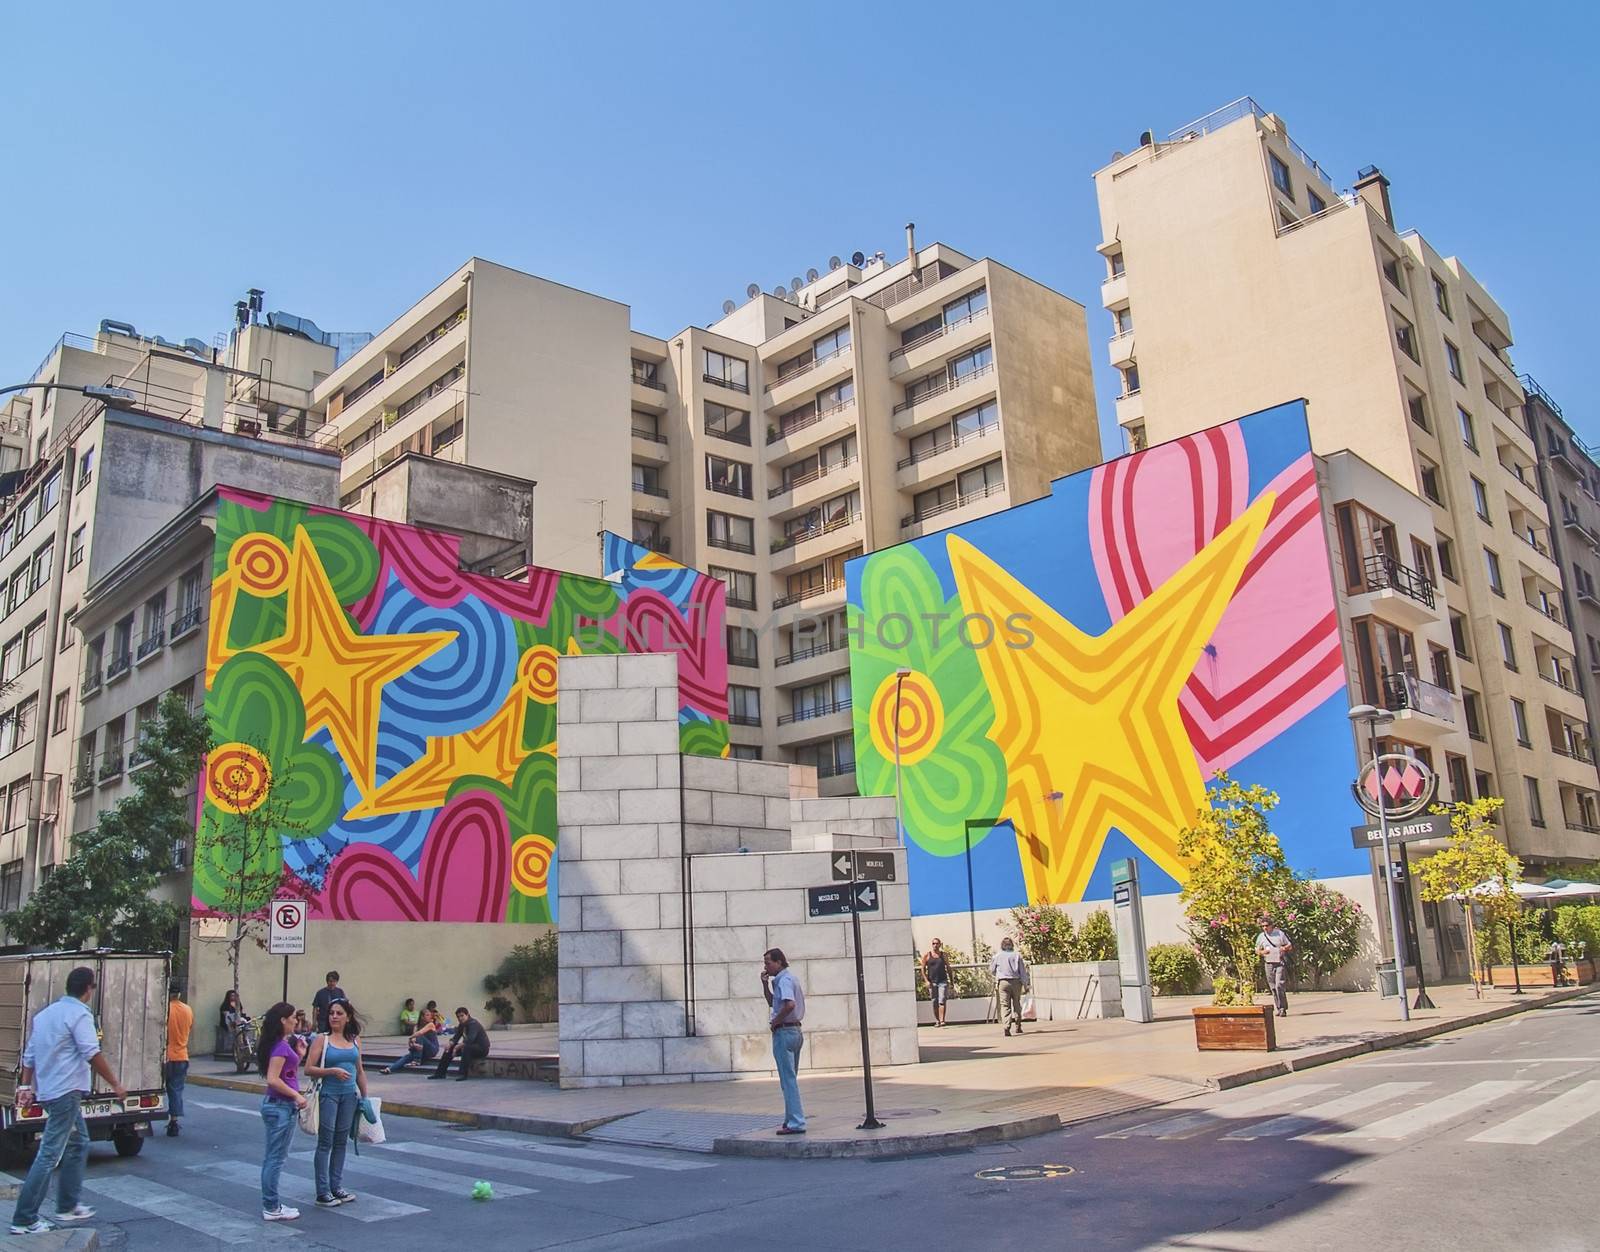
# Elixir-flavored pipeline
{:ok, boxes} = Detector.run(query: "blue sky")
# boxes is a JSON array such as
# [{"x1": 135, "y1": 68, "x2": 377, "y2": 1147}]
[{"x1": 2, "y1": 2, "x2": 1595, "y2": 453}]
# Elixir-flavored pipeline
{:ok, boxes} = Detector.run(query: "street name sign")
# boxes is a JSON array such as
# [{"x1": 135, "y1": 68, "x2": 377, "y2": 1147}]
[
  {"x1": 268, "y1": 900, "x2": 306, "y2": 955},
  {"x1": 1349, "y1": 813, "x2": 1448, "y2": 850},
  {"x1": 829, "y1": 850, "x2": 898, "y2": 882}
]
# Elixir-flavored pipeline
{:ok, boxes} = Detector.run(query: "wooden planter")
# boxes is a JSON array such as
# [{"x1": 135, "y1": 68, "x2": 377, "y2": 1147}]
[
  {"x1": 1486, "y1": 958, "x2": 1597, "y2": 988},
  {"x1": 1193, "y1": 1003, "x2": 1276, "y2": 1051}
]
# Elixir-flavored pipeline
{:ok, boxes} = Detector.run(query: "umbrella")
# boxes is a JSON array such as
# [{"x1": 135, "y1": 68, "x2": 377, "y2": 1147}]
[
  {"x1": 1542, "y1": 880, "x2": 1600, "y2": 899},
  {"x1": 1451, "y1": 880, "x2": 1553, "y2": 900}
]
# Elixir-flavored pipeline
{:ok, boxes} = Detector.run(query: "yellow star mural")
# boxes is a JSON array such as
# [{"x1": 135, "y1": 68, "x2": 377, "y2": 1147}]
[
  {"x1": 344, "y1": 684, "x2": 529, "y2": 820},
  {"x1": 252, "y1": 528, "x2": 456, "y2": 798},
  {"x1": 947, "y1": 492, "x2": 1273, "y2": 904}
]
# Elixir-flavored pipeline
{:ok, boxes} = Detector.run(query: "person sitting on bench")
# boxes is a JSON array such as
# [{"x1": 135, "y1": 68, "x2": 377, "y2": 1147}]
[{"x1": 428, "y1": 1008, "x2": 491, "y2": 1081}]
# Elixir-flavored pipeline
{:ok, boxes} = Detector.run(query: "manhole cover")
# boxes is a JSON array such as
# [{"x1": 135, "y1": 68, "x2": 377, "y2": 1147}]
[
  {"x1": 876, "y1": 1108, "x2": 939, "y2": 1118},
  {"x1": 975, "y1": 1164, "x2": 1074, "y2": 1181}
]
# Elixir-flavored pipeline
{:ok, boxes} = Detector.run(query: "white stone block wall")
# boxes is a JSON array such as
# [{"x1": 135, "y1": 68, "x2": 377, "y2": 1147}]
[{"x1": 1030, "y1": 960, "x2": 1124, "y2": 1020}]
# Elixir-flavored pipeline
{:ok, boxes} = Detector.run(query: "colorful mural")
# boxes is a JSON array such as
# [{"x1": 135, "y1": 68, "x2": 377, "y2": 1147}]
[
  {"x1": 197, "y1": 492, "x2": 727, "y2": 923},
  {"x1": 847, "y1": 403, "x2": 1361, "y2": 915}
]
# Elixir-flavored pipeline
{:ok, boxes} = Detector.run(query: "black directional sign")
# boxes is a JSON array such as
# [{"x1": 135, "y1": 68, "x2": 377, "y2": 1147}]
[
  {"x1": 1349, "y1": 812, "x2": 1448, "y2": 850},
  {"x1": 829, "y1": 850, "x2": 898, "y2": 883},
  {"x1": 807, "y1": 881, "x2": 883, "y2": 917}
]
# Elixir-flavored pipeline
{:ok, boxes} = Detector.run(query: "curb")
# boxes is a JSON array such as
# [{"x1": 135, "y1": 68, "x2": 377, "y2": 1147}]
[{"x1": 710, "y1": 1112, "x2": 1063, "y2": 1160}]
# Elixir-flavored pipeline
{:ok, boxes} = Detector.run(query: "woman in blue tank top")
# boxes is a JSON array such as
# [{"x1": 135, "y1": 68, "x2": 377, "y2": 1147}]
[{"x1": 307, "y1": 1000, "x2": 367, "y2": 1206}]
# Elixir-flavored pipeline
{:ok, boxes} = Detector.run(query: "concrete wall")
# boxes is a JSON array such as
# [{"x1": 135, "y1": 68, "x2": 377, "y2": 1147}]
[
  {"x1": 556, "y1": 651, "x2": 917, "y2": 1087},
  {"x1": 361, "y1": 454, "x2": 534, "y2": 571}
]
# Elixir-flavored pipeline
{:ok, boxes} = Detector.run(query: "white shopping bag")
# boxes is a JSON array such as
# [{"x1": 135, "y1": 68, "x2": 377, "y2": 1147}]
[
  {"x1": 358, "y1": 1096, "x2": 386, "y2": 1144},
  {"x1": 1021, "y1": 994, "x2": 1037, "y2": 1022}
]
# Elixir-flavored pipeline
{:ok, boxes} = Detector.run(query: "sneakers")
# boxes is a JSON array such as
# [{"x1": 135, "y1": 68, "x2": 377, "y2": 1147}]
[
  {"x1": 331, "y1": 1190, "x2": 357, "y2": 1205},
  {"x1": 8, "y1": 1220, "x2": 55, "y2": 1235},
  {"x1": 315, "y1": 1194, "x2": 341, "y2": 1208},
  {"x1": 53, "y1": 1206, "x2": 95, "y2": 1224},
  {"x1": 262, "y1": 1206, "x2": 300, "y2": 1222},
  {"x1": 166, "y1": 1119, "x2": 180, "y2": 1137}
]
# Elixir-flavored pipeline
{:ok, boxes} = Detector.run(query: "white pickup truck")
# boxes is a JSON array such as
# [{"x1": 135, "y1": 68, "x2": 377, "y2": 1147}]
[{"x1": 0, "y1": 951, "x2": 170, "y2": 1158}]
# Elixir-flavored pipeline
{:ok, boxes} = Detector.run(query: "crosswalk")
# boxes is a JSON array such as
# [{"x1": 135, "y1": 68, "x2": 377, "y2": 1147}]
[
  {"x1": 1095, "y1": 1076, "x2": 1600, "y2": 1147},
  {"x1": 60, "y1": 1119, "x2": 714, "y2": 1246}
]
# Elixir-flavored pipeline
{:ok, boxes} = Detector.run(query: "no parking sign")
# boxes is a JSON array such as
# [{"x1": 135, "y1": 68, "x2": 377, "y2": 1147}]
[{"x1": 268, "y1": 901, "x2": 306, "y2": 955}]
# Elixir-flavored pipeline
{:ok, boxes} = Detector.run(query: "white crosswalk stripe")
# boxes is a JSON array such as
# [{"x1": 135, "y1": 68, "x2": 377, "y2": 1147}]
[
  {"x1": 1223, "y1": 1083, "x2": 1430, "y2": 1140},
  {"x1": 1320, "y1": 1080, "x2": 1530, "y2": 1141},
  {"x1": 84, "y1": 1174, "x2": 297, "y2": 1244},
  {"x1": 460, "y1": 1129, "x2": 715, "y2": 1171},
  {"x1": 289, "y1": 1149, "x2": 536, "y2": 1197},
  {"x1": 378, "y1": 1139, "x2": 628, "y2": 1183},
  {"x1": 1468, "y1": 1079, "x2": 1600, "y2": 1145},
  {"x1": 202, "y1": 1160, "x2": 428, "y2": 1222},
  {"x1": 1101, "y1": 1083, "x2": 1339, "y2": 1139}
]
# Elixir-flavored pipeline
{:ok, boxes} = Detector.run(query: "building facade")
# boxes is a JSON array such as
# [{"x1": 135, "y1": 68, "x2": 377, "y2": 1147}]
[{"x1": 1093, "y1": 98, "x2": 1600, "y2": 879}]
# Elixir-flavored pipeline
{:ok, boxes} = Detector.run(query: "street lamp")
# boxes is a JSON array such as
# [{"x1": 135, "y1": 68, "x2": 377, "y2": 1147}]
[
  {"x1": 1349, "y1": 703, "x2": 1410, "y2": 1022},
  {"x1": 892, "y1": 667, "x2": 911, "y2": 849},
  {"x1": 0, "y1": 382, "x2": 136, "y2": 403}
]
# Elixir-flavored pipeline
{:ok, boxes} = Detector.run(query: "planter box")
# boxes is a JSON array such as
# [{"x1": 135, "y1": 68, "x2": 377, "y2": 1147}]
[
  {"x1": 1031, "y1": 961, "x2": 1122, "y2": 1021},
  {"x1": 1486, "y1": 958, "x2": 1597, "y2": 988},
  {"x1": 1193, "y1": 1003, "x2": 1276, "y2": 1051}
]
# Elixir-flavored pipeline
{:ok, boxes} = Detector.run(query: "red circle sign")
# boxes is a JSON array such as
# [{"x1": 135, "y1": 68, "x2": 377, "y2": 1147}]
[{"x1": 274, "y1": 903, "x2": 302, "y2": 929}]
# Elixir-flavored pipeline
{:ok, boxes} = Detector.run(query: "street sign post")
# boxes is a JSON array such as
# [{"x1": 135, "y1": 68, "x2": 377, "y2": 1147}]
[
  {"x1": 808, "y1": 874, "x2": 886, "y2": 1130},
  {"x1": 829, "y1": 850, "x2": 897, "y2": 883},
  {"x1": 269, "y1": 900, "x2": 306, "y2": 1001}
]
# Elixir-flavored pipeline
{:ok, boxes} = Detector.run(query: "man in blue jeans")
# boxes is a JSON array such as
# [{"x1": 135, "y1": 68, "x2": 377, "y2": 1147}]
[
  {"x1": 761, "y1": 948, "x2": 806, "y2": 1136},
  {"x1": 10, "y1": 966, "x2": 127, "y2": 1235}
]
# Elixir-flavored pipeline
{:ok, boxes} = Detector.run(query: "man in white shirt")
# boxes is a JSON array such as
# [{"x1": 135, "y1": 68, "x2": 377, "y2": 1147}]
[
  {"x1": 761, "y1": 948, "x2": 806, "y2": 1135},
  {"x1": 1256, "y1": 920, "x2": 1294, "y2": 1018},
  {"x1": 10, "y1": 966, "x2": 126, "y2": 1234},
  {"x1": 990, "y1": 938, "x2": 1030, "y2": 1036}
]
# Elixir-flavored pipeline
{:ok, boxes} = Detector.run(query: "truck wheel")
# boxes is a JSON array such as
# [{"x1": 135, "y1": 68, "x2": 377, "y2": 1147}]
[{"x1": 112, "y1": 1131, "x2": 144, "y2": 1158}]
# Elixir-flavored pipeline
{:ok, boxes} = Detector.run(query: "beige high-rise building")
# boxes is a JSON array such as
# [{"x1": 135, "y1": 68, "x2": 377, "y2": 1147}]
[
  {"x1": 1094, "y1": 97, "x2": 1600, "y2": 879},
  {"x1": 315, "y1": 240, "x2": 1099, "y2": 787}
]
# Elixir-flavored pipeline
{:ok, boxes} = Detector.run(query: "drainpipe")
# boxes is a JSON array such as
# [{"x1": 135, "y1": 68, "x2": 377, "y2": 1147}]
[{"x1": 905, "y1": 222, "x2": 916, "y2": 269}]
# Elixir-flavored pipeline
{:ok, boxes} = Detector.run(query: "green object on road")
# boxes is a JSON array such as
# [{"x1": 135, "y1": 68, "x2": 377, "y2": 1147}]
[{"x1": 472, "y1": 1180, "x2": 493, "y2": 1200}]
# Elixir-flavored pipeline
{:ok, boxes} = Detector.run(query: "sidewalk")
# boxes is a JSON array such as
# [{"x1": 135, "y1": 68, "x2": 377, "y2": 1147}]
[{"x1": 189, "y1": 981, "x2": 1594, "y2": 1159}]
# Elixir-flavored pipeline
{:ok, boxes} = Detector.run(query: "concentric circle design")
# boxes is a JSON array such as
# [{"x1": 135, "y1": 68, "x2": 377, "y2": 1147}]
[
  {"x1": 228, "y1": 533, "x2": 292, "y2": 595},
  {"x1": 207, "y1": 742, "x2": 272, "y2": 813},
  {"x1": 509, "y1": 833, "x2": 556, "y2": 897},
  {"x1": 520, "y1": 645, "x2": 560, "y2": 704},
  {"x1": 869, "y1": 670, "x2": 944, "y2": 768}
]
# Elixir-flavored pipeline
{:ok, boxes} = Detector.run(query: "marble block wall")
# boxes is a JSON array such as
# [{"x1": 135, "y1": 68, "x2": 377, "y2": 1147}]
[{"x1": 556, "y1": 652, "x2": 919, "y2": 1088}]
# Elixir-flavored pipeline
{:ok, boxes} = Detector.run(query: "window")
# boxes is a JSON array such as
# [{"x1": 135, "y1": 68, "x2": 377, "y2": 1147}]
[
  {"x1": 1498, "y1": 621, "x2": 1517, "y2": 669},
  {"x1": 1419, "y1": 457, "x2": 1443, "y2": 505},
  {"x1": 1526, "y1": 776, "x2": 1545, "y2": 827},
  {"x1": 1437, "y1": 535, "x2": 1456, "y2": 581},
  {"x1": 29, "y1": 541, "x2": 52, "y2": 594},
  {"x1": 815, "y1": 377, "x2": 855, "y2": 413},
  {"x1": 1450, "y1": 610, "x2": 1470, "y2": 659},
  {"x1": 957, "y1": 459, "x2": 1004, "y2": 500},
  {"x1": 1447, "y1": 754, "x2": 1472, "y2": 803},
  {"x1": 67, "y1": 525, "x2": 85, "y2": 569},
  {"x1": 1113, "y1": 307, "x2": 1134, "y2": 336},
  {"x1": 1511, "y1": 697, "x2": 1531, "y2": 747},
  {"x1": 703, "y1": 349, "x2": 749, "y2": 393},
  {"x1": 1268, "y1": 151, "x2": 1293, "y2": 198},
  {"x1": 0, "y1": 860, "x2": 18, "y2": 912},
  {"x1": 1408, "y1": 392, "x2": 1430, "y2": 431},
  {"x1": 1445, "y1": 339, "x2": 1464, "y2": 383},
  {"x1": 1394, "y1": 315, "x2": 1418, "y2": 362},
  {"x1": 110, "y1": 614, "x2": 133, "y2": 675},
  {"x1": 1458, "y1": 407, "x2": 1477, "y2": 452},
  {"x1": 1108, "y1": 253, "x2": 1125, "y2": 278},
  {"x1": 813, "y1": 325, "x2": 851, "y2": 361},
  {"x1": 728, "y1": 685, "x2": 761, "y2": 726},
  {"x1": 1432, "y1": 274, "x2": 1451, "y2": 320},
  {"x1": 705, "y1": 511, "x2": 754, "y2": 554},
  {"x1": 1471, "y1": 477, "x2": 1490, "y2": 521},
  {"x1": 177, "y1": 564, "x2": 203, "y2": 617},
  {"x1": 632, "y1": 411, "x2": 661, "y2": 441},
  {"x1": 60, "y1": 604, "x2": 76, "y2": 651},
  {"x1": 630, "y1": 358, "x2": 661, "y2": 388},
  {"x1": 77, "y1": 446, "x2": 95, "y2": 491},
  {"x1": 1485, "y1": 548, "x2": 1503, "y2": 595},
  {"x1": 709, "y1": 565, "x2": 755, "y2": 609},
  {"x1": 1411, "y1": 538, "x2": 1437, "y2": 588},
  {"x1": 6, "y1": 568, "x2": 25, "y2": 614},
  {"x1": 703, "y1": 401, "x2": 750, "y2": 445},
  {"x1": 1429, "y1": 644, "x2": 1453, "y2": 693},
  {"x1": 1463, "y1": 689, "x2": 1484, "y2": 739},
  {"x1": 1474, "y1": 770, "x2": 1493, "y2": 799},
  {"x1": 726, "y1": 626, "x2": 758, "y2": 667},
  {"x1": 1121, "y1": 364, "x2": 1141, "y2": 395},
  {"x1": 632, "y1": 463, "x2": 665, "y2": 496},
  {"x1": 1381, "y1": 251, "x2": 1405, "y2": 293},
  {"x1": 0, "y1": 637, "x2": 18, "y2": 683},
  {"x1": 40, "y1": 469, "x2": 60, "y2": 515},
  {"x1": 0, "y1": 518, "x2": 12, "y2": 558},
  {"x1": 705, "y1": 455, "x2": 752, "y2": 499},
  {"x1": 943, "y1": 287, "x2": 988, "y2": 324},
  {"x1": 51, "y1": 689, "x2": 68, "y2": 735},
  {"x1": 22, "y1": 615, "x2": 44, "y2": 667},
  {"x1": 1307, "y1": 188, "x2": 1327, "y2": 215},
  {"x1": 948, "y1": 343, "x2": 993, "y2": 383}
]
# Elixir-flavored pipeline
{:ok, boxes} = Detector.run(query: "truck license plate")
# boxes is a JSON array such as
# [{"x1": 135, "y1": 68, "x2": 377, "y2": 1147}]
[{"x1": 83, "y1": 1100, "x2": 121, "y2": 1118}]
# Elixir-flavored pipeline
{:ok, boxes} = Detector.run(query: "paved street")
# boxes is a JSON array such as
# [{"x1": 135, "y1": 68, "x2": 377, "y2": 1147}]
[{"x1": 14, "y1": 992, "x2": 1599, "y2": 1249}]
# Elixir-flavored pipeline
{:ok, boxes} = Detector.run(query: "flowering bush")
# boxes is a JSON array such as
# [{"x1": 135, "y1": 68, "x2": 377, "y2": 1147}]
[
  {"x1": 1005, "y1": 904, "x2": 1077, "y2": 965},
  {"x1": 1076, "y1": 909, "x2": 1118, "y2": 961},
  {"x1": 1276, "y1": 878, "x2": 1364, "y2": 987}
]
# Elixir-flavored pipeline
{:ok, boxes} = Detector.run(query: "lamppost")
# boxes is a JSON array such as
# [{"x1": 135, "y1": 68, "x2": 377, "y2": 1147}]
[
  {"x1": 892, "y1": 667, "x2": 911, "y2": 849},
  {"x1": 1349, "y1": 703, "x2": 1409, "y2": 1022},
  {"x1": 0, "y1": 382, "x2": 134, "y2": 403}
]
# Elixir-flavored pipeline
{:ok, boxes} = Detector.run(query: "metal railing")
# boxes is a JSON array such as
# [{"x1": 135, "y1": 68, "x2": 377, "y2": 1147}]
[
  {"x1": 702, "y1": 372, "x2": 750, "y2": 395},
  {"x1": 705, "y1": 476, "x2": 752, "y2": 500},
  {"x1": 397, "y1": 307, "x2": 466, "y2": 368},
  {"x1": 706, "y1": 535, "x2": 755, "y2": 555},
  {"x1": 887, "y1": 308, "x2": 989, "y2": 364},
  {"x1": 777, "y1": 697, "x2": 852, "y2": 726},
  {"x1": 1515, "y1": 530, "x2": 1553, "y2": 559},
  {"x1": 771, "y1": 511, "x2": 861, "y2": 554},
  {"x1": 135, "y1": 629, "x2": 165, "y2": 662},
  {"x1": 632, "y1": 426, "x2": 667, "y2": 444},
  {"x1": 728, "y1": 652, "x2": 759, "y2": 669},
  {"x1": 893, "y1": 362, "x2": 994, "y2": 416},
  {"x1": 765, "y1": 344, "x2": 849, "y2": 392},
  {"x1": 632, "y1": 481, "x2": 669, "y2": 498},
  {"x1": 1527, "y1": 598, "x2": 1565, "y2": 626},
  {"x1": 1383, "y1": 672, "x2": 1456, "y2": 722},
  {"x1": 1361, "y1": 553, "x2": 1435, "y2": 608},
  {"x1": 770, "y1": 454, "x2": 859, "y2": 498},
  {"x1": 775, "y1": 638, "x2": 848, "y2": 667},
  {"x1": 897, "y1": 420, "x2": 997, "y2": 470},
  {"x1": 902, "y1": 479, "x2": 1005, "y2": 529},
  {"x1": 768, "y1": 399, "x2": 854, "y2": 444},
  {"x1": 773, "y1": 579, "x2": 845, "y2": 610},
  {"x1": 1539, "y1": 670, "x2": 1578, "y2": 694},
  {"x1": 1165, "y1": 97, "x2": 1334, "y2": 187},
  {"x1": 106, "y1": 651, "x2": 131, "y2": 682},
  {"x1": 631, "y1": 369, "x2": 666, "y2": 391},
  {"x1": 728, "y1": 712, "x2": 762, "y2": 727}
]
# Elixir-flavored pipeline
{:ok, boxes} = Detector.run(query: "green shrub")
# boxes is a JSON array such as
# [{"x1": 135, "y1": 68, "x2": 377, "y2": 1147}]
[
  {"x1": 1076, "y1": 909, "x2": 1118, "y2": 961},
  {"x1": 914, "y1": 939, "x2": 994, "y2": 998},
  {"x1": 483, "y1": 932, "x2": 559, "y2": 1023},
  {"x1": 1475, "y1": 914, "x2": 1548, "y2": 967},
  {"x1": 1553, "y1": 904, "x2": 1600, "y2": 959},
  {"x1": 1006, "y1": 905, "x2": 1076, "y2": 965},
  {"x1": 1148, "y1": 943, "x2": 1203, "y2": 995}
]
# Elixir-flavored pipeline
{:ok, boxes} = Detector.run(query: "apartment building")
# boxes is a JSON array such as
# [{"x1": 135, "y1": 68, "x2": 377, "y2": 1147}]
[
  {"x1": 320, "y1": 241, "x2": 1099, "y2": 789},
  {"x1": 1093, "y1": 97, "x2": 1600, "y2": 874}
]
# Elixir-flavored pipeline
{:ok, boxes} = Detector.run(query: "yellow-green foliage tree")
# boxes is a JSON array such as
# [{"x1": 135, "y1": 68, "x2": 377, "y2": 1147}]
[
  {"x1": 1414, "y1": 797, "x2": 1518, "y2": 989},
  {"x1": 1177, "y1": 775, "x2": 1294, "y2": 1007}
]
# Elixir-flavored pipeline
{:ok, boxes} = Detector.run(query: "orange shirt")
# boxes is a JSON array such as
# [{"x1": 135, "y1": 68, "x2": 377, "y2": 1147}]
[{"x1": 167, "y1": 999, "x2": 194, "y2": 1063}]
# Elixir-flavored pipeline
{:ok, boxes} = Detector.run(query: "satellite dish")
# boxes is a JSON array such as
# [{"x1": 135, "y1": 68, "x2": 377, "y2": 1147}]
[
  {"x1": 746, "y1": 282, "x2": 760, "y2": 299},
  {"x1": 790, "y1": 277, "x2": 803, "y2": 292},
  {"x1": 772, "y1": 285, "x2": 788, "y2": 298},
  {"x1": 805, "y1": 267, "x2": 819, "y2": 282},
  {"x1": 1138, "y1": 130, "x2": 1153, "y2": 147},
  {"x1": 1110, "y1": 150, "x2": 1126, "y2": 162},
  {"x1": 828, "y1": 256, "x2": 842, "y2": 271},
  {"x1": 850, "y1": 251, "x2": 865, "y2": 267},
  {"x1": 785, "y1": 289, "x2": 799, "y2": 304},
  {"x1": 721, "y1": 299, "x2": 736, "y2": 315}
]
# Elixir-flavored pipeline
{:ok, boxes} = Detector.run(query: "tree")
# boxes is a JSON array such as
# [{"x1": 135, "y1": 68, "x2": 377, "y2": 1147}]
[
  {"x1": 3, "y1": 693, "x2": 209, "y2": 950},
  {"x1": 1177, "y1": 774, "x2": 1294, "y2": 1006},
  {"x1": 1414, "y1": 796, "x2": 1518, "y2": 995}
]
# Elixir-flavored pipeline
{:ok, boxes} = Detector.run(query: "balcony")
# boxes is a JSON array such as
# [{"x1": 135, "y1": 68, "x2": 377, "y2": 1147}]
[
  {"x1": 80, "y1": 666, "x2": 102, "y2": 698},
  {"x1": 1100, "y1": 271, "x2": 1129, "y2": 310},
  {"x1": 772, "y1": 510, "x2": 862, "y2": 555},
  {"x1": 728, "y1": 651, "x2": 759, "y2": 669},
  {"x1": 706, "y1": 534, "x2": 755, "y2": 556},
  {"x1": 768, "y1": 455, "x2": 859, "y2": 516},
  {"x1": 1539, "y1": 669, "x2": 1580, "y2": 696},
  {"x1": 1107, "y1": 328, "x2": 1136, "y2": 369},
  {"x1": 631, "y1": 372, "x2": 668, "y2": 413},
  {"x1": 1381, "y1": 672, "x2": 1458, "y2": 741},
  {"x1": 1563, "y1": 511, "x2": 1600, "y2": 551},
  {"x1": 777, "y1": 696, "x2": 853, "y2": 726},
  {"x1": 71, "y1": 767, "x2": 94, "y2": 796},
  {"x1": 776, "y1": 699, "x2": 853, "y2": 746},
  {"x1": 702, "y1": 372, "x2": 750, "y2": 396},
  {"x1": 631, "y1": 426, "x2": 669, "y2": 464},
  {"x1": 97, "y1": 751, "x2": 124, "y2": 784},
  {"x1": 892, "y1": 365, "x2": 997, "y2": 436},
  {"x1": 896, "y1": 420, "x2": 999, "y2": 489},
  {"x1": 770, "y1": 513, "x2": 863, "y2": 576},
  {"x1": 768, "y1": 399, "x2": 854, "y2": 446},
  {"x1": 170, "y1": 605, "x2": 204, "y2": 642},
  {"x1": 773, "y1": 579, "x2": 845, "y2": 611},
  {"x1": 728, "y1": 712, "x2": 763, "y2": 728},
  {"x1": 632, "y1": 484, "x2": 671, "y2": 518},
  {"x1": 704, "y1": 476, "x2": 753, "y2": 501},
  {"x1": 776, "y1": 638, "x2": 849, "y2": 669},
  {"x1": 1527, "y1": 597, "x2": 1566, "y2": 628},
  {"x1": 765, "y1": 401, "x2": 857, "y2": 465},
  {"x1": 764, "y1": 346, "x2": 852, "y2": 409},
  {"x1": 135, "y1": 629, "x2": 164, "y2": 664},
  {"x1": 887, "y1": 309, "x2": 991, "y2": 379},
  {"x1": 902, "y1": 479, "x2": 1007, "y2": 534},
  {"x1": 106, "y1": 651, "x2": 131, "y2": 684},
  {"x1": 1346, "y1": 553, "x2": 1437, "y2": 628}
]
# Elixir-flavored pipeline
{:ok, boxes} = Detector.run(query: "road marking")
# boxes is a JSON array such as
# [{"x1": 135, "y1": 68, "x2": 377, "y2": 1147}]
[
  {"x1": 378, "y1": 1140, "x2": 626, "y2": 1184},
  {"x1": 1222, "y1": 1083, "x2": 1429, "y2": 1140},
  {"x1": 461, "y1": 1129, "x2": 715, "y2": 1170},
  {"x1": 188, "y1": 1099, "x2": 259, "y2": 1116},
  {"x1": 1360, "y1": 1058, "x2": 1600, "y2": 1066},
  {"x1": 290, "y1": 1150, "x2": 535, "y2": 1197},
  {"x1": 85, "y1": 1175, "x2": 295, "y2": 1244},
  {"x1": 1468, "y1": 1079, "x2": 1600, "y2": 1145},
  {"x1": 1100, "y1": 1084, "x2": 1338, "y2": 1139},
  {"x1": 1323, "y1": 1080, "x2": 1528, "y2": 1140},
  {"x1": 203, "y1": 1160, "x2": 427, "y2": 1222}
]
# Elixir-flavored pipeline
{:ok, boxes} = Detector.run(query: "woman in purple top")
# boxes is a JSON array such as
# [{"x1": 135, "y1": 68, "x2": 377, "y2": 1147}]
[{"x1": 255, "y1": 1002, "x2": 307, "y2": 1223}]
